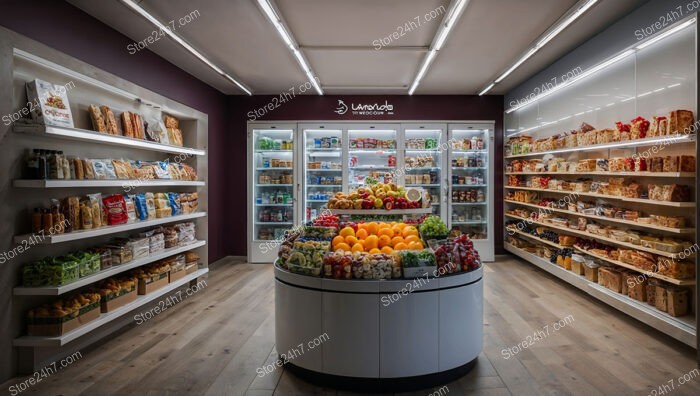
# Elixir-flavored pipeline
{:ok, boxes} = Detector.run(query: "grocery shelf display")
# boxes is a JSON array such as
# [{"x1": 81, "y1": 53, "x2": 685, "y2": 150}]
[
  {"x1": 503, "y1": 16, "x2": 697, "y2": 347},
  {"x1": 347, "y1": 125, "x2": 400, "y2": 189},
  {"x1": 248, "y1": 125, "x2": 297, "y2": 263},
  {"x1": 448, "y1": 123, "x2": 494, "y2": 261},
  {"x1": 302, "y1": 124, "x2": 344, "y2": 222},
  {"x1": 3, "y1": 46, "x2": 209, "y2": 371},
  {"x1": 402, "y1": 124, "x2": 446, "y2": 217}
]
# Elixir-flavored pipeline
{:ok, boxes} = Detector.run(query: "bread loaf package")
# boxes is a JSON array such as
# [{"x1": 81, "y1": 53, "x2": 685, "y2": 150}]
[
  {"x1": 667, "y1": 287, "x2": 689, "y2": 317},
  {"x1": 163, "y1": 114, "x2": 179, "y2": 129},
  {"x1": 655, "y1": 283, "x2": 669, "y2": 312},
  {"x1": 599, "y1": 267, "x2": 623, "y2": 293},
  {"x1": 662, "y1": 156, "x2": 679, "y2": 172},
  {"x1": 679, "y1": 155, "x2": 696, "y2": 172},
  {"x1": 668, "y1": 110, "x2": 694, "y2": 134},
  {"x1": 100, "y1": 106, "x2": 119, "y2": 135},
  {"x1": 661, "y1": 184, "x2": 689, "y2": 202},
  {"x1": 626, "y1": 274, "x2": 647, "y2": 302},
  {"x1": 89, "y1": 105, "x2": 107, "y2": 133},
  {"x1": 121, "y1": 112, "x2": 135, "y2": 138},
  {"x1": 656, "y1": 258, "x2": 695, "y2": 279},
  {"x1": 167, "y1": 128, "x2": 184, "y2": 146}
]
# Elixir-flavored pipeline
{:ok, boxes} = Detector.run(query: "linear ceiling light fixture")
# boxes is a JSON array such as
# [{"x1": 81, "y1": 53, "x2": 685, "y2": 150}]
[
  {"x1": 408, "y1": 0, "x2": 470, "y2": 95},
  {"x1": 257, "y1": 0, "x2": 323, "y2": 95},
  {"x1": 120, "y1": 0, "x2": 252, "y2": 95},
  {"x1": 478, "y1": 0, "x2": 598, "y2": 95}
]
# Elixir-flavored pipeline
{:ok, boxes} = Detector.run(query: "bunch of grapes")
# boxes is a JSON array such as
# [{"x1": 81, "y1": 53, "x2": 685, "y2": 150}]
[{"x1": 419, "y1": 216, "x2": 449, "y2": 239}]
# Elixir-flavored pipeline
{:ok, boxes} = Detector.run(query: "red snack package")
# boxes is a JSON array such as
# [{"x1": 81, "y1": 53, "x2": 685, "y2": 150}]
[{"x1": 102, "y1": 194, "x2": 128, "y2": 225}]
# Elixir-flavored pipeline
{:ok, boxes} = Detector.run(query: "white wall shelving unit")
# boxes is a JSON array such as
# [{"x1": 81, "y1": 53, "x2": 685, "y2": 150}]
[
  {"x1": 0, "y1": 29, "x2": 209, "y2": 374},
  {"x1": 502, "y1": 17, "x2": 697, "y2": 347}
]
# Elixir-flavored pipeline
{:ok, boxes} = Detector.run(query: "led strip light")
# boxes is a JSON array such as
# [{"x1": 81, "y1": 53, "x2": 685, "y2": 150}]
[
  {"x1": 120, "y1": 0, "x2": 252, "y2": 95},
  {"x1": 408, "y1": 0, "x2": 470, "y2": 95},
  {"x1": 257, "y1": 0, "x2": 323, "y2": 95},
  {"x1": 504, "y1": 16, "x2": 696, "y2": 129},
  {"x1": 478, "y1": 0, "x2": 598, "y2": 95}
]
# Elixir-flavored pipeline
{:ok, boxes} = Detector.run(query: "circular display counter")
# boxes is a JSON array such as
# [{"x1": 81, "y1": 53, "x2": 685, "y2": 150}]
[{"x1": 274, "y1": 264, "x2": 484, "y2": 392}]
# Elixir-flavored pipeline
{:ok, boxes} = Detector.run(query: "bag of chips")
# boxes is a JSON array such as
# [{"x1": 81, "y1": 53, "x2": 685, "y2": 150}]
[{"x1": 102, "y1": 194, "x2": 128, "y2": 225}]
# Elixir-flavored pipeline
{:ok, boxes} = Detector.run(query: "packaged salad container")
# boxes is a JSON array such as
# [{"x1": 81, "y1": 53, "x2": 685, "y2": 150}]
[
  {"x1": 398, "y1": 249, "x2": 437, "y2": 278},
  {"x1": 22, "y1": 257, "x2": 80, "y2": 287},
  {"x1": 66, "y1": 251, "x2": 101, "y2": 278}
]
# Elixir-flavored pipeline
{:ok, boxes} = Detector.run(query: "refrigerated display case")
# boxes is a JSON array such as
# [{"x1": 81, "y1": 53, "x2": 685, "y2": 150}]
[
  {"x1": 301, "y1": 124, "x2": 344, "y2": 222},
  {"x1": 248, "y1": 124, "x2": 297, "y2": 263},
  {"x1": 347, "y1": 125, "x2": 400, "y2": 190},
  {"x1": 448, "y1": 123, "x2": 494, "y2": 261},
  {"x1": 402, "y1": 124, "x2": 447, "y2": 217}
]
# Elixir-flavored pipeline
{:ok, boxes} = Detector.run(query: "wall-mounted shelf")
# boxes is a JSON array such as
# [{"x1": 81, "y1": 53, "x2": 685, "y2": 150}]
[
  {"x1": 13, "y1": 240, "x2": 206, "y2": 296},
  {"x1": 505, "y1": 171, "x2": 695, "y2": 177},
  {"x1": 13, "y1": 268, "x2": 209, "y2": 347},
  {"x1": 505, "y1": 186, "x2": 695, "y2": 208},
  {"x1": 13, "y1": 123, "x2": 205, "y2": 156},
  {"x1": 13, "y1": 179, "x2": 205, "y2": 188},
  {"x1": 14, "y1": 212, "x2": 206, "y2": 245}
]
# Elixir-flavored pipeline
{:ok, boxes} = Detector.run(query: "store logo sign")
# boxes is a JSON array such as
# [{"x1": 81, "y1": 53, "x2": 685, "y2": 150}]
[{"x1": 334, "y1": 99, "x2": 395, "y2": 116}]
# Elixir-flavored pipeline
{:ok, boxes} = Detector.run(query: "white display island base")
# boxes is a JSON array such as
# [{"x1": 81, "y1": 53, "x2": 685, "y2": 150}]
[{"x1": 274, "y1": 264, "x2": 484, "y2": 392}]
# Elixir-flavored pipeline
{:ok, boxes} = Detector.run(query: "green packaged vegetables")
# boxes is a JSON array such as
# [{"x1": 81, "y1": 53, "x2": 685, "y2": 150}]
[
  {"x1": 285, "y1": 240, "x2": 329, "y2": 277},
  {"x1": 22, "y1": 257, "x2": 79, "y2": 287}
]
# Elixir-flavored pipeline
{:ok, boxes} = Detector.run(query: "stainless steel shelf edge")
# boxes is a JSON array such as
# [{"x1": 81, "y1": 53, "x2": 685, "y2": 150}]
[
  {"x1": 505, "y1": 244, "x2": 695, "y2": 346},
  {"x1": 13, "y1": 268, "x2": 209, "y2": 347},
  {"x1": 14, "y1": 240, "x2": 207, "y2": 296}
]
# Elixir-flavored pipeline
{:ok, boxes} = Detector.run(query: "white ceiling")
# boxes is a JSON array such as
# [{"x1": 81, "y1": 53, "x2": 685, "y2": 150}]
[{"x1": 69, "y1": 0, "x2": 648, "y2": 95}]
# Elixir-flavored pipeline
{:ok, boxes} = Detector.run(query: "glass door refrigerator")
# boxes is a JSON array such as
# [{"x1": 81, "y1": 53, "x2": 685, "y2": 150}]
[
  {"x1": 300, "y1": 124, "x2": 345, "y2": 222},
  {"x1": 248, "y1": 124, "x2": 297, "y2": 263},
  {"x1": 346, "y1": 124, "x2": 401, "y2": 191},
  {"x1": 401, "y1": 124, "x2": 447, "y2": 217},
  {"x1": 448, "y1": 123, "x2": 495, "y2": 261}
]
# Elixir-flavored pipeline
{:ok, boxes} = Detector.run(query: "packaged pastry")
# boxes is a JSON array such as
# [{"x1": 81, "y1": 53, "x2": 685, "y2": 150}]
[
  {"x1": 167, "y1": 128, "x2": 184, "y2": 146},
  {"x1": 595, "y1": 159, "x2": 609, "y2": 172},
  {"x1": 144, "y1": 192, "x2": 157, "y2": 219},
  {"x1": 668, "y1": 110, "x2": 694, "y2": 134},
  {"x1": 615, "y1": 121, "x2": 631, "y2": 141},
  {"x1": 102, "y1": 194, "x2": 128, "y2": 225},
  {"x1": 168, "y1": 192, "x2": 182, "y2": 216},
  {"x1": 599, "y1": 267, "x2": 623, "y2": 293},
  {"x1": 130, "y1": 113, "x2": 145, "y2": 140},
  {"x1": 576, "y1": 159, "x2": 596, "y2": 172},
  {"x1": 25, "y1": 79, "x2": 75, "y2": 128},
  {"x1": 123, "y1": 195, "x2": 137, "y2": 222},
  {"x1": 655, "y1": 283, "x2": 669, "y2": 312},
  {"x1": 71, "y1": 158, "x2": 84, "y2": 180},
  {"x1": 107, "y1": 242, "x2": 133, "y2": 264},
  {"x1": 89, "y1": 104, "x2": 107, "y2": 133},
  {"x1": 630, "y1": 116, "x2": 649, "y2": 139},
  {"x1": 121, "y1": 112, "x2": 135, "y2": 138},
  {"x1": 87, "y1": 193, "x2": 104, "y2": 228},
  {"x1": 79, "y1": 199, "x2": 93, "y2": 229},
  {"x1": 623, "y1": 183, "x2": 642, "y2": 198},
  {"x1": 649, "y1": 116, "x2": 668, "y2": 137},
  {"x1": 112, "y1": 159, "x2": 132, "y2": 179},
  {"x1": 163, "y1": 114, "x2": 179, "y2": 129},
  {"x1": 648, "y1": 157, "x2": 663, "y2": 172},
  {"x1": 596, "y1": 129, "x2": 614, "y2": 145},
  {"x1": 153, "y1": 162, "x2": 171, "y2": 179},
  {"x1": 163, "y1": 226, "x2": 178, "y2": 248},
  {"x1": 679, "y1": 155, "x2": 695, "y2": 172},
  {"x1": 608, "y1": 158, "x2": 625, "y2": 172},
  {"x1": 176, "y1": 222, "x2": 196, "y2": 246},
  {"x1": 82, "y1": 159, "x2": 95, "y2": 179},
  {"x1": 634, "y1": 156, "x2": 647, "y2": 172},
  {"x1": 134, "y1": 193, "x2": 149, "y2": 221},
  {"x1": 662, "y1": 156, "x2": 679, "y2": 172},
  {"x1": 661, "y1": 184, "x2": 689, "y2": 202},
  {"x1": 127, "y1": 237, "x2": 150, "y2": 260},
  {"x1": 657, "y1": 257, "x2": 695, "y2": 279},
  {"x1": 652, "y1": 215, "x2": 685, "y2": 228},
  {"x1": 100, "y1": 106, "x2": 119, "y2": 134}
]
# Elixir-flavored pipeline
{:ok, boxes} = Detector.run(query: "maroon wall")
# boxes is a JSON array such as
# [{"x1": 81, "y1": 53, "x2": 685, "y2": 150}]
[
  {"x1": 228, "y1": 95, "x2": 505, "y2": 255},
  {"x1": 0, "y1": 1, "x2": 229, "y2": 262}
]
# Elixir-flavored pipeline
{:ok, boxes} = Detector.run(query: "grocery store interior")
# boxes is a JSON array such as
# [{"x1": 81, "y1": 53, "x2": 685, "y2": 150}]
[{"x1": 1, "y1": 0, "x2": 700, "y2": 395}]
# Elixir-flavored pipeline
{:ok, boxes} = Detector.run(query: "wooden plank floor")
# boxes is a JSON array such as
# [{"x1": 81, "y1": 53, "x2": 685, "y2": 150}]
[{"x1": 3, "y1": 256, "x2": 700, "y2": 396}]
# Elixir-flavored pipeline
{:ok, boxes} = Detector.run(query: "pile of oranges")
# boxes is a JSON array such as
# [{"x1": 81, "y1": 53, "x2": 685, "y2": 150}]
[{"x1": 332, "y1": 222, "x2": 424, "y2": 254}]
